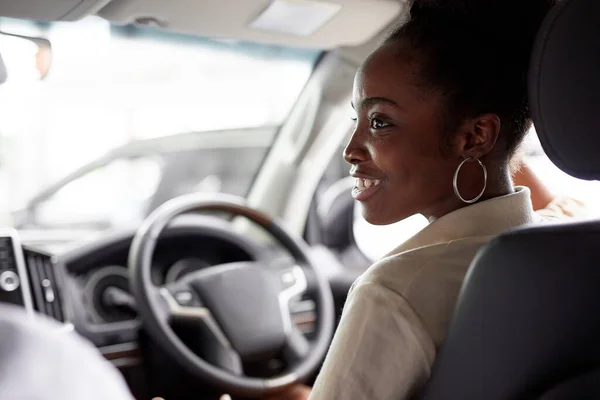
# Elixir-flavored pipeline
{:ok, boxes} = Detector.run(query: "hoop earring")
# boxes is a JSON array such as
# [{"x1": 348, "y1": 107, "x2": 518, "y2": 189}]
[{"x1": 453, "y1": 157, "x2": 487, "y2": 204}]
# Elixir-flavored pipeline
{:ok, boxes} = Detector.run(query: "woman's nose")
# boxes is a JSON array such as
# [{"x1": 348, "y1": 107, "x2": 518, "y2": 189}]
[{"x1": 343, "y1": 135, "x2": 369, "y2": 165}]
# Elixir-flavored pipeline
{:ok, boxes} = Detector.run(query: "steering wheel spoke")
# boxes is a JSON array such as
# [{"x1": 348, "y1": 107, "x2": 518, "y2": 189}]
[
  {"x1": 160, "y1": 286, "x2": 204, "y2": 320},
  {"x1": 276, "y1": 265, "x2": 308, "y2": 334},
  {"x1": 161, "y1": 280, "x2": 203, "y2": 314},
  {"x1": 159, "y1": 284, "x2": 234, "y2": 350},
  {"x1": 282, "y1": 327, "x2": 311, "y2": 366}
]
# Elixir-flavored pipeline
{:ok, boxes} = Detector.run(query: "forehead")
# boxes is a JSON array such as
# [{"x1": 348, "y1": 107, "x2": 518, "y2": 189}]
[{"x1": 353, "y1": 43, "x2": 426, "y2": 104}]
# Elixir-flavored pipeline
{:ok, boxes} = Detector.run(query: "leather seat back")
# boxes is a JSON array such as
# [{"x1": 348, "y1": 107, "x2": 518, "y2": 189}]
[{"x1": 423, "y1": 221, "x2": 600, "y2": 399}]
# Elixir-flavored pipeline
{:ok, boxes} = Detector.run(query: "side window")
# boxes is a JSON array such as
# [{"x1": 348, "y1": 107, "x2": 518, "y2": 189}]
[{"x1": 34, "y1": 156, "x2": 162, "y2": 229}]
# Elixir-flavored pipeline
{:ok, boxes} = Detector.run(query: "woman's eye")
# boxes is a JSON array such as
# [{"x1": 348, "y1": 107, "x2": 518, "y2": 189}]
[
  {"x1": 351, "y1": 116, "x2": 358, "y2": 122},
  {"x1": 370, "y1": 118, "x2": 390, "y2": 130}
]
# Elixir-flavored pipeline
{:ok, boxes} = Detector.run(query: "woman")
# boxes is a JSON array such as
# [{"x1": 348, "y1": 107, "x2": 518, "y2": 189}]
[{"x1": 266, "y1": 1, "x2": 557, "y2": 399}]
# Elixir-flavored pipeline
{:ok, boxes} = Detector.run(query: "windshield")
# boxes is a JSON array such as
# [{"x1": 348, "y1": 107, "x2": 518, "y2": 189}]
[{"x1": 0, "y1": 17, "x2": 319, "y2": 234}]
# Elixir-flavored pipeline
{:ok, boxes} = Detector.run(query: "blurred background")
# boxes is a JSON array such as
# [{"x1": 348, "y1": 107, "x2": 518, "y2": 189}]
[{"x1": 0, "y1": 16, "x2": 317, "y2": 233}]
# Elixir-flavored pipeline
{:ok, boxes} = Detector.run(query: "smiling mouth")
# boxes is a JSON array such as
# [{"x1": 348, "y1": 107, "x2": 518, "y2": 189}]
[{"x1": 352, "y1": 178, "x2": 383, "y2": 201}]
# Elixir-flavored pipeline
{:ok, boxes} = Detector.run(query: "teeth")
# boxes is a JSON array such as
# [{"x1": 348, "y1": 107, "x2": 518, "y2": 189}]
[{"x1": 354, "y1": 178, "x2": 382, "y2": 191}]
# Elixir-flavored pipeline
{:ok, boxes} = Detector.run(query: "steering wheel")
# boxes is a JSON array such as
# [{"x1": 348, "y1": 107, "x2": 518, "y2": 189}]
[{"x1": 128, "y1": 193, "x2": 335, "y2": 397}]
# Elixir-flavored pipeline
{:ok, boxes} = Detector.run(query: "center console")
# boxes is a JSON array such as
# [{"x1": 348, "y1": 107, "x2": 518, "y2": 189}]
[
  {"x1": 0, "y1": 231, "x2": 34, "y2": 314},
  {"x1": 0, "y1": 229, "x2": 68, "y2": 327}
]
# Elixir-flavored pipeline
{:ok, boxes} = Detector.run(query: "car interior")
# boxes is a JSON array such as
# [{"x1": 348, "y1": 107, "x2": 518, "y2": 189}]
[{"x1": 0, "y1": 0, "x2": 599, "y2": 398}]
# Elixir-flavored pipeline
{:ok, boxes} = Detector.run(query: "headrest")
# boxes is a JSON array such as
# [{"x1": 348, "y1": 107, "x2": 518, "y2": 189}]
[
  {"x1": 529, "y1": 0, "x2": 600, "y2": 180},
  {"x1": 0, "y1": 52, "x2": 6, "y2": 85}
]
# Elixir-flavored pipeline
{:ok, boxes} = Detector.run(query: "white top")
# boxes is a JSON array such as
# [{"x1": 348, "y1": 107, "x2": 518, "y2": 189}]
[
  {"x1": 310, "y1": 187, "x2": 538, "y2": 400},
  {"x1": 0, "y1": 305, "x2": 134, "y2": 400}
]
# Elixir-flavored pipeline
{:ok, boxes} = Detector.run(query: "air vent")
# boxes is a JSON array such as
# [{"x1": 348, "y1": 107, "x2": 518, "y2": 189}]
[{"x1": 24, "y1": 250, "x2": 64, "y2": 322}]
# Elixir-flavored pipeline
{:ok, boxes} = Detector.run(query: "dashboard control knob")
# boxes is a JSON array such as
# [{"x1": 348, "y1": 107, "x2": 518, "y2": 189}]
[{"x1": 0, "y1": 270, "x2": 20, "y2": 292}]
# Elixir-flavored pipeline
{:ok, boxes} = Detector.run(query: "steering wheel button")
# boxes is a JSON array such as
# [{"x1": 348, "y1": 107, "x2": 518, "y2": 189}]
[
  {"x1": 175, "y1": 291, "x2": 194, "y2": 305},
  {"x1": 281, "y1": 271, "x2": 296, "y2": 285}
]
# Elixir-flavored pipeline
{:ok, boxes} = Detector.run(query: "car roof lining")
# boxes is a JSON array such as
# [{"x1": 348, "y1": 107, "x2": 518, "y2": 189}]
[{"x1": 0, "y1": 0, "x2": 408, "y2": 50}]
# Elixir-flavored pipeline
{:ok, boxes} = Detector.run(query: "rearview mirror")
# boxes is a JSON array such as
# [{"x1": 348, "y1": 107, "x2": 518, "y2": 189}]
[{"x1": 0, "y1": 31, "x2": 52, "y2": 82}]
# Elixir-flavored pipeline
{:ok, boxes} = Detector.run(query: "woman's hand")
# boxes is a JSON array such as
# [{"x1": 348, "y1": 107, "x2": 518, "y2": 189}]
[{"x1": 262, "y1": 384, "x2": 312, "y2": 400}]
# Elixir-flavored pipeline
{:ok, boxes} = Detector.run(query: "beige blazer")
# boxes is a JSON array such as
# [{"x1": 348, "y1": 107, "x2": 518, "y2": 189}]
[{"x1": 310, "y1": 187, "x2": 538, "y2": 400}]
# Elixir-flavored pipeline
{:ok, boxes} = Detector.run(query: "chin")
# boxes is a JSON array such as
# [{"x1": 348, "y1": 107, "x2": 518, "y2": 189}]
[{"x1": 360, "y1": 205, "x2": 407, "y2": 226}]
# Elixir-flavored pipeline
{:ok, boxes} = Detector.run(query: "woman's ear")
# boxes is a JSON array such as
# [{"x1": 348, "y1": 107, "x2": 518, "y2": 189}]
[{"x1": 453, "y1": 113, "x2": 501, "y2": 159}]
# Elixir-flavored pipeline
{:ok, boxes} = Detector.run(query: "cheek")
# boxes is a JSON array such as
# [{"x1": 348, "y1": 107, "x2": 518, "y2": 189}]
[
  {"x1": 372, "y1": 136, "x2": 450, "y2": 192},
  {"x1": 369, "y1": 135, "x2": 428, "y2": 178}
]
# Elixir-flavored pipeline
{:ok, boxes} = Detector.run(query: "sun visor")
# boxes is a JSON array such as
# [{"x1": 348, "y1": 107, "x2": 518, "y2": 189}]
[
  {"x1": 0, "y1": 0, "x2": 113, "y2": 21},
  {"x1": 98, "y1": 0, "x2": 405, "y2": 49}
]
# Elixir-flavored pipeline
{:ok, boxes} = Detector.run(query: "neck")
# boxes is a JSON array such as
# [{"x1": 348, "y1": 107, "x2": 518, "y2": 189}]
[{"x1": 425, "y1": 166, "x2": 513, "y2": 222}]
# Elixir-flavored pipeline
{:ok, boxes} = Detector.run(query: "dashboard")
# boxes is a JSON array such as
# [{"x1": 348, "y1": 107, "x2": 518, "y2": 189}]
[
  {"x1": 0, "y1": 216, "x2": 319, "y2": 365},
  {"x1": 72, "y1": 232, "x2": 255, "y2": 326},
  {"x1": 0, "y1": 213, "x2": 364, "y2": 399}
]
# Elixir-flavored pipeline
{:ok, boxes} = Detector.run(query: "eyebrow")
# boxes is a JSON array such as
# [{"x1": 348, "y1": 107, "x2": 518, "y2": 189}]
[{"x1": 351, "y1": 97, "x2": 401, "y2": 110}]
